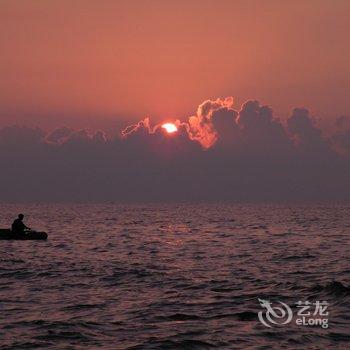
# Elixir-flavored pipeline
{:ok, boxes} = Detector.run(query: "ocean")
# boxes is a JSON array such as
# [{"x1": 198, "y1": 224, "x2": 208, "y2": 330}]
[{"x1": 0, "y1": 204, "x2": 349, "y2": 349}]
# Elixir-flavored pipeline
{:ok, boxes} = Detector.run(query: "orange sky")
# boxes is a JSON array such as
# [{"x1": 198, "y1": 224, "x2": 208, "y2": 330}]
[{"x1": 0, "y1": 0, "x2": 349, "y2": 130}]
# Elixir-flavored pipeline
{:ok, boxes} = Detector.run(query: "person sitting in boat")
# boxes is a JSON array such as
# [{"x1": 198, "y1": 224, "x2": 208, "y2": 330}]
[{"x1": 11, "y1": 214, "x2": 31, "y2": 234}]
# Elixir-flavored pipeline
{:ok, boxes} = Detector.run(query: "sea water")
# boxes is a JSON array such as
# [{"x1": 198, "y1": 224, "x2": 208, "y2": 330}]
[{"x1": 0, "y1": 204, "x2": 349, "y2": 349}]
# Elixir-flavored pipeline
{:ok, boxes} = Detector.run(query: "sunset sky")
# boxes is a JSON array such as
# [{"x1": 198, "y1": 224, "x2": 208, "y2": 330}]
[
  {"x1": 1, "y1": 0, "x2": 350, "y2": 202},
  {"x1": 1, "y1": 0, "x2": 349, "y2": 131}
]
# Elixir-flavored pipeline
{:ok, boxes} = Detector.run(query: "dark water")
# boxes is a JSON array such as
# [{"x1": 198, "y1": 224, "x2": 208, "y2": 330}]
[{"x1": 0, "y1": 204, "x2": 349, "y2": 349}]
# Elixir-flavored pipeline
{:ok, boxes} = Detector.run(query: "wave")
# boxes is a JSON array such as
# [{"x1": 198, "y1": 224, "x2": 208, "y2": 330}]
[
  {"x1": 126, "y1": 339, "x2": 217, "y2": 350},
  {"x1": 309, "y1": 281, "x2": 350, "y2": 296}
]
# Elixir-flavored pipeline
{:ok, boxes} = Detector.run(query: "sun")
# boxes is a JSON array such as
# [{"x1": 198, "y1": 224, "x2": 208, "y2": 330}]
[{"x1": 161, "y1": 123, "x2": 178, "y2": 134}]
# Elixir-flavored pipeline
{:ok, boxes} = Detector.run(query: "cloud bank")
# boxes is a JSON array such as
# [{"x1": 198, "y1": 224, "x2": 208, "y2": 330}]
[{"x1": 1, "y1": 97, "x2": 349, "y2": 202}]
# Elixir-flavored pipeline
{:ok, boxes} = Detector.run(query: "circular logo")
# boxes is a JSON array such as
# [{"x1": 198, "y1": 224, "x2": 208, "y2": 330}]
[{"x1": 258, "y1": 298, "x2": 293, "y2": 328}]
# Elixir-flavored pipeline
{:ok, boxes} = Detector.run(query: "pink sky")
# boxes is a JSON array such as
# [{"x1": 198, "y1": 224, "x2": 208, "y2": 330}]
[{"x1": 0, "y1": 0, "x2": 349, "y2": 131}]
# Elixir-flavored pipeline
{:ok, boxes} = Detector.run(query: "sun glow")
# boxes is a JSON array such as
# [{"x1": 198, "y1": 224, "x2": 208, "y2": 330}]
[{"x1": 161, "y1": 123, "x2": 178, "y2": 134}]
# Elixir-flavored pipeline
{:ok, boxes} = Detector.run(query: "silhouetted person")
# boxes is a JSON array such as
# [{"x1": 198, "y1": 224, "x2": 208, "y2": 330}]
[{"x1": 11, "y1": 214, "x2": 30, "y2": 234}]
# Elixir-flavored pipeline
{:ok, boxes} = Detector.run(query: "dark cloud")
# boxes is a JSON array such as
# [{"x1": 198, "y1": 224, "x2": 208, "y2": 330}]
[
  {"x1": 187, "y1": 98, "x2": 235, "y2": 148},
  {"x1": 287, "y1": 108, "x2": 332, "y2": 157},
  {"x1": 45, "y1": 127, "x2": 74, "y2": 144},
  {"x1": 0, "y1": 98, "x2": 349, "y2": 202},
  {"x1": 0, "y1": 126, "x2": 45, "y2": 147},
  {"x1": 335, "y1": 115, "x2": 350, "y2": 130},
  {"x1": 332, "y1": 115, "x2": 350, "y2": 155}
]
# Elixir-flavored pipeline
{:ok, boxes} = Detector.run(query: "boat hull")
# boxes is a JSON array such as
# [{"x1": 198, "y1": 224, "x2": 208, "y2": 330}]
[{"x1": 0, "y1": 229, "x2": 48, "y2": 240}]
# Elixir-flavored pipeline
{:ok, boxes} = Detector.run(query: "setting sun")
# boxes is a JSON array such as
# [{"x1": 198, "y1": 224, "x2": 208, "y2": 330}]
[{"x1": 161, "y1": 123, "x2": 178, "y2": 134}]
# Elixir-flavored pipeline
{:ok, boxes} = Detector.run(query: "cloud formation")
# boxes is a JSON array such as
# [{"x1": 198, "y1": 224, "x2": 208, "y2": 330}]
[{"x1": 0, "y1": 97, "x2": 349, "y2": 202}]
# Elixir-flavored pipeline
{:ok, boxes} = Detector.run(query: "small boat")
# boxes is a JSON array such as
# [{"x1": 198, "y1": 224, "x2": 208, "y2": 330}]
[{"x1": 0, "y1": 229, "x2": 48, "y2": 240}]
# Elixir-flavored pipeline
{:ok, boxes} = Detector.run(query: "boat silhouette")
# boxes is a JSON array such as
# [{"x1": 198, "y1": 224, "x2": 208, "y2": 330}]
[{"x1": 0, "y1": 229, "x2": 48, "y2": 240}]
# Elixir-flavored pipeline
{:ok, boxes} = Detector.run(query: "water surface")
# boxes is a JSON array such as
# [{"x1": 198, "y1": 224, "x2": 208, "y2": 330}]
[{"x1": 0, "y1": 204, "x2": 349, "y2": 349}]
